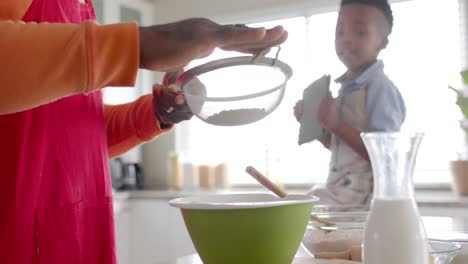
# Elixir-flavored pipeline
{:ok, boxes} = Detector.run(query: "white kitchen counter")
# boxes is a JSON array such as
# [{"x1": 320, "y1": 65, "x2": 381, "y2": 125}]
[
  {"x1": 415, "y1": 189, "x2": 468, "y2": 207},
  {"x1": 155, "y1": 255, "x2": 329, "y2": 264},
  {"x1": 151, "y1": 216, "x2": 468, "y2": 264},
  {"x1": 113, "y1": 188, "x2": 266, "y2": 201},
  {"x1": 113, "y1": 188, "x2": 468, "y2": 207}
]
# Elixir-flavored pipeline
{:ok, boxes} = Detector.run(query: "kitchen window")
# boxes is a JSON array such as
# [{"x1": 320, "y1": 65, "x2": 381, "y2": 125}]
[{"x1": 176, "y1": 0, "x2": 462, "y2": 186}]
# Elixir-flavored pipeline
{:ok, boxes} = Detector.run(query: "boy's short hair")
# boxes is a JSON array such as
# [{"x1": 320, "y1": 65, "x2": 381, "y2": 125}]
[{"x1": 340, "y1": 0, "x2": 393, "y2": 34}]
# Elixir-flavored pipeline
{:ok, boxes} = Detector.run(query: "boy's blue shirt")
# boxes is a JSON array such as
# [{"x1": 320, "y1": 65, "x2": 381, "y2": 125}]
[{"x1": 336, "y1": 60, "x2": 406, "y2": 132}]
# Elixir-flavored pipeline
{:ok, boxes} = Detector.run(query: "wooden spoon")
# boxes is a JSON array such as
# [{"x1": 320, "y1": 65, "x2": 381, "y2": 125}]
[{"x1": 245, "y1": 166, "x2": 334, "y2": 227}]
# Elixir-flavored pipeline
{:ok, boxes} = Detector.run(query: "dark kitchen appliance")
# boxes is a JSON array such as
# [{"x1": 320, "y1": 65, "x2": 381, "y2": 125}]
[{"x1": 109, "y1": 158, "x2": 143, "y2": 191}]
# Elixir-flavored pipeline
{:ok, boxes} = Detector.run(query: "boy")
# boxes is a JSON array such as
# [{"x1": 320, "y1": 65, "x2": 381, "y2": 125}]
[{"x1": 294, "y1": 0, "x2": 406, "y2": 205}]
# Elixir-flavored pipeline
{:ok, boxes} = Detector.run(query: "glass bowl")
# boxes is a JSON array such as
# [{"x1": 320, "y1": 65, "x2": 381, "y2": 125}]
[
  {"x1": 301, "y1": 211, "x2": 366, "y2": 261},
  {"x1": 429, "y1": 240, "x2": 462, "y2": 264},
  {"x1": 177, "y1": 56, "x2": 293, "y2": 126},
  {"x1": 302, "y1": 212, "x2": 462, "y2": 263},
  {"x1": 428, "y1": 232, "x2": 468, "y2": 264},
  {"x1": 312, "y1": 204, "x2": 370, "y2": 213}
]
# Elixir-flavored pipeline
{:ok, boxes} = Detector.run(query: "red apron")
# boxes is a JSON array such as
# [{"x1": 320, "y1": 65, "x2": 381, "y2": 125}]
[{"x1": 0, "y1": 1, "x2": 117, "y2": 263}]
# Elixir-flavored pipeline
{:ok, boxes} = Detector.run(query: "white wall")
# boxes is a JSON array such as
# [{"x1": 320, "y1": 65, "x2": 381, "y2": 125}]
[
  {"x1": 152, "y1": 0, "x2": 409, "y2": 24},
  {"x1": 152, "y1": 0, "x2": 340, "y2": 24}
]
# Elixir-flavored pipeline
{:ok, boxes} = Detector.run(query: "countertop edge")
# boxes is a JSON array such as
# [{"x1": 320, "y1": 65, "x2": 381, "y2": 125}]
[{"x1": 112, "y1": 189, "x2": 468, "y2": 207}]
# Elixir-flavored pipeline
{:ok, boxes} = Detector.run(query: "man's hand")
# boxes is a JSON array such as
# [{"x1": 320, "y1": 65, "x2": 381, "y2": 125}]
[
  {"x1": 139, "y1": 18, "x2": 288, "y2": 72},
  {"x1": 152, "y1": 71, "x2": 193, "y2": 127},
  {"x1": 152, "y1": 83, "x2": 193, "y2": 127}
]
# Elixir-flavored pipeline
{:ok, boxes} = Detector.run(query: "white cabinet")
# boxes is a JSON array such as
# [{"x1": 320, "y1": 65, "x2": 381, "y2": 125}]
[
  {"x1": 114, "y1": 198, "x2": 196, "y2": 264},
  {"x1": 114, "y1": 199, "x2": 132, "y2": 264},
  {"x1": 128, "y1": 199, "x2": 196, "y2": 264},
  {"x1": 166, "y1": 204, "x2": 198, "y2": 260},
  {"x1": 130, "y1": 200, "x2": 170, "y2": 264}
]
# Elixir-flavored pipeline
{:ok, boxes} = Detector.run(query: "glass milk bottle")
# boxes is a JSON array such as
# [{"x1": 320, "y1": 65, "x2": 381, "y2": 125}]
[{"x1": 361, "y1": 132, "x2": 429, "y2": 264}]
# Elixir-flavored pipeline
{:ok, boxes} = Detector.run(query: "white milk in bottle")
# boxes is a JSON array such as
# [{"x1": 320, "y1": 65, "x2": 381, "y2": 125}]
[
  {"x1": 364, "y1": 198, "x2": 428, "y2": 263},
  {"x1": 361, "y1": 132, "x2": 429, "y2": 264}
]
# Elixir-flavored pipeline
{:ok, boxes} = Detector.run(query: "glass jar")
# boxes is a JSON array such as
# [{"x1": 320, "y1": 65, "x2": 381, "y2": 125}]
[{"x1": 361, "y1": 132, "x2": 429, "y2": 264}]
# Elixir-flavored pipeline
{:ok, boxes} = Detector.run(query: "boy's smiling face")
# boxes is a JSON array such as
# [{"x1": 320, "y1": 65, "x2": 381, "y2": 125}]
[{"x1": 335, "y1": 3, "x2": 390, "y2": 72}]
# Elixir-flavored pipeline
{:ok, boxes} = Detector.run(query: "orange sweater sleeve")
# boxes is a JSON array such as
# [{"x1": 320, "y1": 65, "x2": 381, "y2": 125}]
[
  {"x1": 0, "y1": 20, "x2": 139, "y2": 114},
  {"x1": 0, "y1": 0, "x2": 32, "y2": 20},
  {"x1": 105, "y1": 95, "x2": 173, "y2": 158}
]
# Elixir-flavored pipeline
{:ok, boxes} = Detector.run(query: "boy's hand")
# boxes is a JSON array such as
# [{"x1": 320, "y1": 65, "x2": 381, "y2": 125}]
[
  {"x1": 317, "y1": 98, "x2": 340, "y2": 132},
  {"x1": 293, "y1": 100, "x2": 304, "y2": 122}
]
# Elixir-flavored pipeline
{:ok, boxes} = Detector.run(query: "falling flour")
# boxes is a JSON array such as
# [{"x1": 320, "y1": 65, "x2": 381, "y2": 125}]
[{"x1": 205, "y1": 108, "x2": 268, "y2": 126}]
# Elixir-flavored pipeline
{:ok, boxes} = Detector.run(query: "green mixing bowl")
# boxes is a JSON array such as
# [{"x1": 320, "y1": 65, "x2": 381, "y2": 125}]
[{"x1": 169, "y1": 193, "x2": 318, "y2": 264}]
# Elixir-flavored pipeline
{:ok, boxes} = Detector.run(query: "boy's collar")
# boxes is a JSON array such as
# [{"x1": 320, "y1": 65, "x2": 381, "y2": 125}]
[{"x1": 335, "y1": 60, "x2": 384, "y2": 85}]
